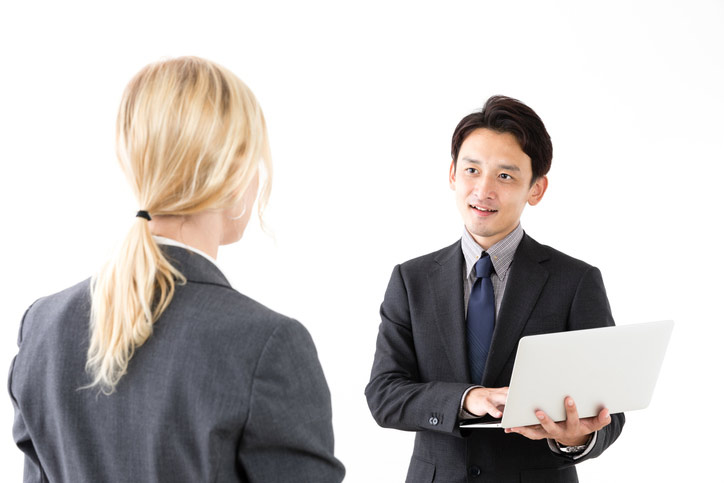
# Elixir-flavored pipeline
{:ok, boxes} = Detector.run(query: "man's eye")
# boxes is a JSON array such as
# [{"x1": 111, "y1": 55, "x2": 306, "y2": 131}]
[
  {"x1": 465, "y1": 168, "x2": 478, "y2": 174},
  {"x1": 499, "y1": 173, "x2": 512, "y2": 180}
]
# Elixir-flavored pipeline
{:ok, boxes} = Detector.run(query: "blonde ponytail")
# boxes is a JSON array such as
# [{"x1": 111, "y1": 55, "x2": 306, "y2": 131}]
[
  {"x1": 86, "y1": 218, "x2": 184, "y2": 394},
  {"x1": 87, "y1": 57, "x2": 271, "y2": 394}
]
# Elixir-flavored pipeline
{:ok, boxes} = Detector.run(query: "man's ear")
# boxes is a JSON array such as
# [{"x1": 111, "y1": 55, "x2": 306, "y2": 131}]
[
  {"x1": 449, "y1": 159, "x2": 457, "y2": 190},
  {"x1": 527, "y1": 175, "x2": 548, "y2": 206}
]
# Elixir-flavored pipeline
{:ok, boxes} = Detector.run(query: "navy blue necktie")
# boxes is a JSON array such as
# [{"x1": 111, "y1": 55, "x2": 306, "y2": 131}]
[{"x1": 467, "y1": 253, "x2": 495, "y2": 384}]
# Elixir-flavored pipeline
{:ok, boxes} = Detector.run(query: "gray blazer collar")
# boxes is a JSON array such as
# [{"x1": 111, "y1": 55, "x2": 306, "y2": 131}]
[{"x1": 160, "y1": 245, "x2": 231, "y2": 289}]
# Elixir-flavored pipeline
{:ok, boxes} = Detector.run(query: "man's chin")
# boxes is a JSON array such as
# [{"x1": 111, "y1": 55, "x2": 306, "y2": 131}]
[
  {"x1": 465, "y1": 221, "x2": 520, "y2": 248},
  {"x1": 466, "y1": 223, "x2": 498, "y2": 240}
]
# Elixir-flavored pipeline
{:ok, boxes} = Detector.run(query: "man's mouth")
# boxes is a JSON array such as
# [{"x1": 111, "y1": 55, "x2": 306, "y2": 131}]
[{"x1": 470, "y1": 204, "x2": 498, "y2": 213}]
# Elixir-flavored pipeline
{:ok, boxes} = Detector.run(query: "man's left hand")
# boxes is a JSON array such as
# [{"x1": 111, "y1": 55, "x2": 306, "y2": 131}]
[{"x1": 504, "y1": 396, "x2": 611, "y2": 447}]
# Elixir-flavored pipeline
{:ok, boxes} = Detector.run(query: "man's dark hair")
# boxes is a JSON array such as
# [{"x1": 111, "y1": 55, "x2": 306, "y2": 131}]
[{"x1": 451, "y1": 95, "x2": 552, "y2": 183}]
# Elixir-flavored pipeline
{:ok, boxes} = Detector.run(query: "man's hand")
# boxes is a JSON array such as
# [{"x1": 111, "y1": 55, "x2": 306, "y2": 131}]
[
  {"x1": 463, "y1": 387, "x2": 509, "y2": 418},
  {"x1": 505, "y1": 396, "x2": 611, "y2": 446}
]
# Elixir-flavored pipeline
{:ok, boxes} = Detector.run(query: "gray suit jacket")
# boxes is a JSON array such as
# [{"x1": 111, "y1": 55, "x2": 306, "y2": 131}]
[
  {"x1": 366, "y1": 234, "x2": 624, "y2": 483},
  {"x1": 8, "y1": 245, "x2": 345, "y2": 483}
]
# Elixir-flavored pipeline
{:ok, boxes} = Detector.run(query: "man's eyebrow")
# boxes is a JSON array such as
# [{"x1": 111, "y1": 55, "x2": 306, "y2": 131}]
[
  {"x1": 497, "y1": 163, "x2": 521, "y2": 172},
  {"x1": 461, "y1": 157, "x2": 521, "y2": 172}
]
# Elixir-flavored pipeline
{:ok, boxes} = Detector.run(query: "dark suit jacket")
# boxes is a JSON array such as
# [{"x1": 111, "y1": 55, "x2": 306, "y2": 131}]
[
  {"x1": 8, "y1": 245, "x2": 345, "y2": 483},
  {"x1": 365, "y1": 234, "x2": 624, "y2": 483}
]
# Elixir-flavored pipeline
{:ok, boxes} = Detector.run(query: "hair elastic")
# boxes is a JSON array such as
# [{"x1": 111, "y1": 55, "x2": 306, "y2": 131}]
[{"x1": 136, "y1": 210, "x2": 152, "y2": 221}]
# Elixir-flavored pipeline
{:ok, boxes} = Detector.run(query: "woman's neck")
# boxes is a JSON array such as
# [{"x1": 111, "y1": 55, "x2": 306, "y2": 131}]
[{"x1": 148, "y1": 212, "x2": 224, "y2": 259}]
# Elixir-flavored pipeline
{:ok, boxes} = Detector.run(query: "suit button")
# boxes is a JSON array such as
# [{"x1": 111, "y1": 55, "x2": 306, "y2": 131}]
[
  {"x1": 468, "y1": 465, "x2": 481, "y2": 477},
  {"x1": 428, "y1": 416, "x2": 439, "y2": 425}
]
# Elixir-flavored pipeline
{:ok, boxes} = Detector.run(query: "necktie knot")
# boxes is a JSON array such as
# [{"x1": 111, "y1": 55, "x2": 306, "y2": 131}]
[{"x1": 474, "y1": 253, "x2": 493, "y2": 279}]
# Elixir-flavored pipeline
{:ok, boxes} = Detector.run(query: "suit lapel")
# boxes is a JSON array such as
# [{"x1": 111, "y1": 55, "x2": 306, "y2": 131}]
[
  {"x1": 482, "y1": 235, "x2": 549, "y2": 386},
  {"x1": 427, "y1": 241, "x2": 470, "y2": 383}
]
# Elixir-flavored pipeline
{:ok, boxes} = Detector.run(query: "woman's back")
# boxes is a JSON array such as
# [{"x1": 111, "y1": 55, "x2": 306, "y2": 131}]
[
  {"x1": 10, "y1": 245, "x2": 344, "y2": 482},
  {"x1": 9, "y1": 56, "x2": 344, "y2": 482}
]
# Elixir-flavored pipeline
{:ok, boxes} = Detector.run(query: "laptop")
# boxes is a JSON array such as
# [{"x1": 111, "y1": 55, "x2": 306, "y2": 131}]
[{"x1": 459, "y1": 320, "x2": 674, "y2": 429}]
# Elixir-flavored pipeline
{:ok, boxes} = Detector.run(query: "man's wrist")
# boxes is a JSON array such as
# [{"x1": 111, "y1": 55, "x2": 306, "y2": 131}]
[
  {"x1": 556, "y1": 434, "x2": 591, "y2": 448},
  {"x1": 555, "y1": 433, "x2": 593, "y2": 454}
]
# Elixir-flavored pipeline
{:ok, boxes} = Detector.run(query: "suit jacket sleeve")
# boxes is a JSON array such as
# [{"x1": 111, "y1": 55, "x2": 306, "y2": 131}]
[
  {"x1": 555, "y1": 265, "x2": 625, "y2": 462},
  {"x1": 365, "y1": 264, "x2": 471, "y2": 436},
  {"x1": 237, "y1": 319, "x2": 345, "y2": 482},
  {"x1": 8, "y1": 302, "x2": 49, "y2": 483}
]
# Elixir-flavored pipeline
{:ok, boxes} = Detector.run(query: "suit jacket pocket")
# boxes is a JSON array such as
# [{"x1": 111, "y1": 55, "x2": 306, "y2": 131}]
[{"x1": 406, "y1": 456, "x2": 435, "y2": 483}]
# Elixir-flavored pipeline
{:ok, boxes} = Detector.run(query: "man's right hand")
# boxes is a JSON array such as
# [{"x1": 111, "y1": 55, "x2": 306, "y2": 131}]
[{"x1": 463, "y1": 386, "x2": 509, "y2": 418}]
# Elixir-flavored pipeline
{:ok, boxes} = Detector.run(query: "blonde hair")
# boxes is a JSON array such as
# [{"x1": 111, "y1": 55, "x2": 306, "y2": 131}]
[{"x1": 87, "y1": 57, "x2": 271, "y2": 394}]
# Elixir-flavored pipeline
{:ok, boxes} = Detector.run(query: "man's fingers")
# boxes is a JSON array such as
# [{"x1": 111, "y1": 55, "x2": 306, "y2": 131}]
[
  {"x1": 599, "y1": 408, "x2": 610, "y2": 425},
  {"x1": 485, "y1": 401, "x2": 503, "y2": 418},
  {"x1": 535, "y1": 410, "x2": 562, "y2": 437},
  {"x1": 483, "y1": 387, "x2": 508, "y2": 418},
  {"x1": 465, "y1": 387, "x2": 510, "y2": 417},
  {"x1": 580, "y1": 408, "x2": 611, "y2": 432},
  {"x1": 490, "y1": 389, "x2": 508, "y2": 407},
  {"x1": 593, "y1": 408, "x2": 611, "y2": 430},
  {"x1": 564, "y1": 397, "x2": 581, "y2": 430},
  {"x1": 510, "y1": 400, "x2": 608, "y2": 445}
]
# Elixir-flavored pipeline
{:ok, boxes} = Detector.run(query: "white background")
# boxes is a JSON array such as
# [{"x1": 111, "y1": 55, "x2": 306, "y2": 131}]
[{"x1": 1, "y1": 1, "x2": 722, "y2": 481}]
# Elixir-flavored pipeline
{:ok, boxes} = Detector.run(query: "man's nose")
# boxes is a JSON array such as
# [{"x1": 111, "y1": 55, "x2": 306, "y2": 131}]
[{"x1": 472, "y1": 175, "x2": 495, "y2": 199}]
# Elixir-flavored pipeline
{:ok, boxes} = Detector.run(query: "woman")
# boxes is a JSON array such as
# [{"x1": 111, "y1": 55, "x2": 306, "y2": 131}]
[{"x1": 8, "y1": 57, "x2": 345, "y2": 482}]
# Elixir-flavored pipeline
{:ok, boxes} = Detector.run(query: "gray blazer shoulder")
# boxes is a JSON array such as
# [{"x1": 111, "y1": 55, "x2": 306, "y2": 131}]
[{"x1": 9, "y1": 245, "x2": 345, "y2": 483}]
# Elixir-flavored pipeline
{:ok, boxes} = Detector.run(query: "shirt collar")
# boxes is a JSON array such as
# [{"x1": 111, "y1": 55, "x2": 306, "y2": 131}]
[
  {"x1": 152, "y1": 236, "x2": 225, "y2": 277},
  {"x1": 461, "y1": 223, "x2": 525, "y2": 281}
]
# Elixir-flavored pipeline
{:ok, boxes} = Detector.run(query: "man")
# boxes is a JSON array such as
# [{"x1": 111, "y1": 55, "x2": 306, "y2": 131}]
[{"x1": 365, "y1": 96, "x2": 624, "y2": 482}]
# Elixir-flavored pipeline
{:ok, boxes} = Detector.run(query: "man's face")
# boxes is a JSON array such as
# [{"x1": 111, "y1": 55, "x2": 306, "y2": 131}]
[{"x1": 449, "y1": 128, "x2": 547, "y2": 249}]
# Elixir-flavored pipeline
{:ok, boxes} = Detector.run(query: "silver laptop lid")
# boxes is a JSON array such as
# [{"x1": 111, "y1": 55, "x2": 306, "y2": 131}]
[{"x1": 498, "y1": 320, "x2": 674, "y2": 428}]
